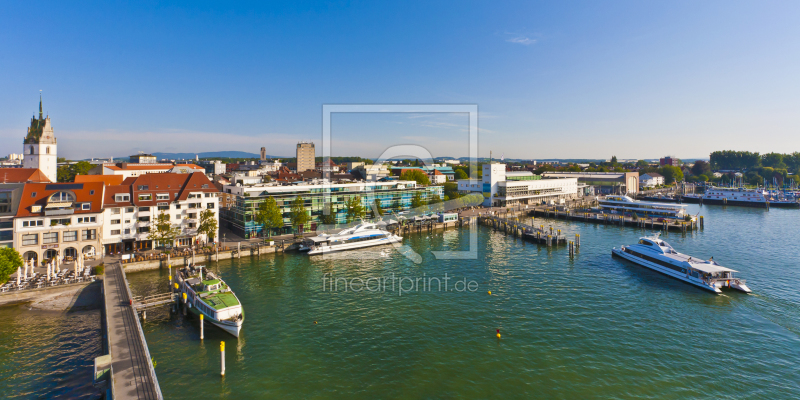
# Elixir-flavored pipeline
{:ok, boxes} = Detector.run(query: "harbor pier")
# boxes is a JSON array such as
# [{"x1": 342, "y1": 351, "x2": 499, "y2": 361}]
[{"x1": 528, "y1": 206, "x2": 698, "y2": 233}]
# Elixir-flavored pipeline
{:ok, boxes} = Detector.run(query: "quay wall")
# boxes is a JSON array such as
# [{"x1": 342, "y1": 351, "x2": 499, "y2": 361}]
[{"x1": 0, "y1": 281, "x2": 93, "y2": 306}]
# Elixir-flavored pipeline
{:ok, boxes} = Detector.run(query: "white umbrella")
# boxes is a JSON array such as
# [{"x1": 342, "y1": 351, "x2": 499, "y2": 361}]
[
  {"x1": 16, "y1": 267, "x2": 21, "y2": 286},
  {"x1": 74, "y1": 258, "x2": 79, "y2": 276},
  {"x1": 23, "y1": 263, "x2": 28, "y2": 280},
  {"x1": 46, "y1": 264, "x2": 51, "y2": 281}
]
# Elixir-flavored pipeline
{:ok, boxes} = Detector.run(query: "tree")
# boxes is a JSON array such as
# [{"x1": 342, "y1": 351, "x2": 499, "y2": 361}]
[
  {"x1": 0, "y1": 247, "x2": 23, "y2": 284},
  {"x1": 372, "y1": 198, "x2": 383, "y2": 217},
  {"x1": 320, "y1": 203, "x2": 337, "y2": 225},
  {"x1": 197, "y1": 209, "x2": 218, "y2": 243},
  {"x1": 345, "y1": 196, "x2": 365, "y2": 223},
  {"x1": 443, "y1": 182, "x2": 460, "y2": 200},
  {"x1": 455, "y1": 169, "x2": 468, "y2": 180},
  {"x1": 56, "y1": 161, "x2": 94, "y2": 182},
  {"x1": 255, "y1": 196, "x2": 283, "y2": 237},
  {"x1": 691, "y1": 160, "x2": 712, "y2": 177},
  {"x1": 411, "y1": 191, "x2": 426, "y2": 209},
  {"x1": 659, "y1": 165, "x2": 684, "y2": 184},
  {"x1": 400, "y1": 169, "x2": 430, "y2": 185},
  {"x1": 636, "y1": 160, "x2": 650, "y2": 167},
  {"x1": 610, "y1": 156, "x2": 618, "y2": 164},
  {"x1": 762, "y1": 153, "x2": 787, "y2": 169},
  {"x1": 147, "y1": 211, "x2": 181, "y2": 248},
  {"x1": 290, "y1": 196, "x2": 310, "y2": 234}
]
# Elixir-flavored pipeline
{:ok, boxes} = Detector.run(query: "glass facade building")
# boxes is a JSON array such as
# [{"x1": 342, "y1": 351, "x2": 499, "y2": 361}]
[{"x1": 220, "y1": 181, "x2": 444, "y2": 238}]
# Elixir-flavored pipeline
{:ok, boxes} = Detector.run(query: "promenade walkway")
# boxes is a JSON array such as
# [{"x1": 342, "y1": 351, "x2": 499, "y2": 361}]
[{"x1": 104, "y1": 262, "x2": 162, "y2": 400}]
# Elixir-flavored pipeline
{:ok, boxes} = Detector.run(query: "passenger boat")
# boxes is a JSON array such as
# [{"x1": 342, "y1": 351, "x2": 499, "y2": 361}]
[
  {"x1": 300, "y1": 222, "x2": 402, "y2": 255},
  {"x1": 681, "y1": 187, "x2": 800, "y2": 208},
  {"x1": 598, "y1": 195, "x2": 689, "y2": 219},
  {"x1": 177, "y1": 265, "x2": 244, "y2": 337},
  {"x1": 612, "y1": 234, "x2": 751, "y2": 294}
]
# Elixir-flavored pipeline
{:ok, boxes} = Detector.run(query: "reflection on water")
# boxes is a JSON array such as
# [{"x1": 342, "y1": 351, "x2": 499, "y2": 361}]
[{"x1": 0, "y1": 306, "x2": 101, "y2": 399}]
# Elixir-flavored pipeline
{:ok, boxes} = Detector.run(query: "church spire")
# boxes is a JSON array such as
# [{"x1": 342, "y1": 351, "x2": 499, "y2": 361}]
[{"x1": 39, "y1": 94, "x2": 43, "y2": 120}]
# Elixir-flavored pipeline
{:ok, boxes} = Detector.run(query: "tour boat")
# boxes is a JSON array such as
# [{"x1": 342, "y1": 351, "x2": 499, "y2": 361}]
[
  {"x1": 300, "y1": 222, "x2": 402, "y2": 255},
  {"x1": 598, "y1": 195, "x2": 689, "y2": 219},
  {"x1": 682, "y1": 186, "x2": 799, "y2": 208},
  {"x1": 177, "y1": 265, "x2": 244, "y2": 337},
  {"x1": 612, "y1": 234, "x2": 751, "y2": 294}
]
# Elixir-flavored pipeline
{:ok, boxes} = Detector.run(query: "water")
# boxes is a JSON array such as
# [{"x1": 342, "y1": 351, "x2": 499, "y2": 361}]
[
  {"x1": 0, "y1": 307, "x2": 102, "y2": 399},
  {"x1": 4, "y1": 204, "x2": 799, "y2": 398}
]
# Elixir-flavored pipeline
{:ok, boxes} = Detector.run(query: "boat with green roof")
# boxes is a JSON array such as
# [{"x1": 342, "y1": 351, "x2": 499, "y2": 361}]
[{"x1": 177, "y1": 265, "x2": 244, "y2": 337}]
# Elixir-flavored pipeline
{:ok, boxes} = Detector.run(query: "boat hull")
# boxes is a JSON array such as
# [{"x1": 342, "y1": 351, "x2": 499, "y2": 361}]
[
  {"x1": 188, "y1": 305, "x2": 243, "y2": 337},
  {"x1": 307, "y1": 236, "x2": 402, "y2": 255},
  {"x1": 681, "y1": 196, "x2": 799, "y2": 208},
  {"x1": 612, "y1": 248, "x2": 721, "y2": 294}
]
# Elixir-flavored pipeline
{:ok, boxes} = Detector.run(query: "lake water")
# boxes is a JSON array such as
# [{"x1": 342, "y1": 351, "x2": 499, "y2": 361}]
[{"x1": 4, "y1": 203, "x2": 800, "y2": 398}]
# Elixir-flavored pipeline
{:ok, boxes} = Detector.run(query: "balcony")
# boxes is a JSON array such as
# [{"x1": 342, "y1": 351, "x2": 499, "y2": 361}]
[{"x1": 45, "y1": 208, "x2": 75, "y2": 216}]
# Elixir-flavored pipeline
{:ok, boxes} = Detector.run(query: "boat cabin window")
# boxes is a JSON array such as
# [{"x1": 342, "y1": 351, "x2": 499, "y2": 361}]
[{"x1": 638, "y1": 240, "x2": 654, "y2": 246}]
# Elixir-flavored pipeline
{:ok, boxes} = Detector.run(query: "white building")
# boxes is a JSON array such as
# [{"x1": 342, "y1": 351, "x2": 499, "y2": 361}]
[
  {"x1": 101, "y1": 172, "x2": 220, "y2": 254},
  {"x1": 88, "y1": 162, "x2": 205, "y2": 179},
  {"x1": 459, "y1": 163, "x2": 578, "y2": 207},
  {"x1": 640, "y1": 173, "x2": 665, "y2": 187},
  {"x1": 22, "y1": 96, "x2": 58, "y2": 183}
]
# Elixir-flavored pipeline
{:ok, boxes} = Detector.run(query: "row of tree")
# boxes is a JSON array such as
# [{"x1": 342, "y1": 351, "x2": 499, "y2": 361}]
[
  {"x1": 148, "y1": 209, "x2": 218, "y2": 247},
  {"x1": 710, "y1": 151, "x2": 800, "y2": 172}
]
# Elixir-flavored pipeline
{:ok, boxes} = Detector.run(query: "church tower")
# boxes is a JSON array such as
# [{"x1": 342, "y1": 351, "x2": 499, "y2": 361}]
[{"x1": 23, "y1": 95, "x2": 58, "y2": 182}]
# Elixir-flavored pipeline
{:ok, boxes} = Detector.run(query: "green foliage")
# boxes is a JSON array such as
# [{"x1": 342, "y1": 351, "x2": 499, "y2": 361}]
[
  {"x1": 56, "y1": 161, "x2": 94, "y2": 182},
  {"x1": 198, "y1": 209, "x2": 218, "y2": 242},
  {"x1": 0, "y1": 247, "x2": 23, "y2": 283},
  {"x1": 320, "y1": 203, "x2": 337, "y2": 225},
  {"x1": 428, "y1": 192, "x2": 442, "y2": 204},
  {"x1": 95, "y1": 263, "x2": 105, "y2": 275},
  {"x1": 411, "y1": 191, "x2": 426, "y2": 209},
  {"x1": 636, "y1": 160, "x2": 650, "y2": 167},
  {"x1": 659, "y1": 165, "x2": 684, "y2": 184},
  {"x1": 255, "y1": 197, "x2": 283, "y2": 237},
  {"x1": 147, "y1": 211, "x2": 181, "y2": 247},
  {"x1": 691, "y1": 160, "x2": 712, "y2": 176},
  {"x1": 400, "y1": 169, "x2": 430, "y2": 185},
  {"x1": 443, "y1": 182, "x2": 460, "y2": 200},
  {"x1": 762, "y1": 153, "x2": 787, "y2": 169},
  {"x1": 610, "y1": 156, "x2": 618, "y2": 164},
  {"x1": 345, "y1": 196, "x2": 366, "y2": 223},
  {"x1": 709, "y1": 151, "x2": 761, "y2": 170},
  {"x1": 455, "y1": 169, "x2": 468, "y2": 180},
  {"x1": 372, "y1": 198, "x2": 383, "y2": 217},
  {"x1": 290, "y1": 196, "x2": 310, "y2": 233}
]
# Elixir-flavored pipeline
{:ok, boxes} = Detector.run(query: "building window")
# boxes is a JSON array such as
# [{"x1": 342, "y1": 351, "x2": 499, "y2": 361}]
[
  {"x1": 77, "y1": 216, "x2": 96, "y2": 223},
  {"x1": 137, "y1": 185, "x2": 149, "y2": 190},
  {"x1": 139, "y1": 207, "x2": 150, "y2": 212},
  {"x1": 81, "y1": 229, "x2": 97, "y2": 240},
  {"x1": 139, "y1": 216, "x2": 150, "y2": 222},
  {"x1": 207, "y1": 203, "x2": 215, "y2": 209},
  {"x1": 175, "y1": 204, "x2": 181, "y2": 209},
  {"x1": 49, "y1": 191, "x2": 75, "y2": 202},
  {"x1": 124, "y1": 228, "x2": 131, "y2": 234},
  {"x1": 0, "y1": 192, "x2": 10, "y2": 213},
  {"x1": 111, "y1": 208, "x2": 121, "y2": 215},
  {"x1": 22, "y1": 220, "x2": 44, "y2": 227},
  {"x1": 22, "y1": 234, "x2": 38, "y2": 246},
  {"x1": 43, "y1": 232, "x2": 58, "y2": 244},
  {"x1": 52, "y1": 218, "x2": 70, "y2": 225},
  {"x1": 138, "y1": 194, "x2": 152, "y2": 201},
  {"x1": 178, "y1": 238, "x2": 191, "y2": 246},
  {"x1": 29, "y1": 146, "x2": 34, "y2": 155},
  {"x1": 138, "y1": 227, "x2": 150, "y2": 233},
  {"x1": 46, "y1": 146, "x2": 50, "y2": 154},
  {"x1": 126, "y1": 207, "x2": 135, "y2": 213},
  {"x1": 157, "y1": 194, "x2": 170, "y2": 200},
  {"x1": 111, "y1": 219, "x2": 121, "y2": 225},
  {"x1": 63, "y1": 231, "x2": 77, "y2": 242},
  {"x1": 187, "y1": 223, "x2": 197, "y2": 228},
  {"x1": 111, "y1": 230, "x2": 121, "y2": 235},
  {"x1": 116, "y1": 194, "x2": 130, "y2": 202},
  {"x1": 175, "y1": 215, "x2": 181, "y2": 220},
  {"x1": 82, "y1": 203, "x2": 91, "y2": 210},
  {"x1": 157, "y1": 205, "x2": 169, "y2": 211}
]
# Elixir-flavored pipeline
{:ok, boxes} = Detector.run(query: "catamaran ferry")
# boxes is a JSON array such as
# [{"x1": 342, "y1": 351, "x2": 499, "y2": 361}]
[
  {"x1": 598, "y1": 195, "x2": 689, "y2": 219},
  {"x1": 177, "y1": 265, "x2": 244, "y2": 337},
  {"x1": 299, "y1": 222, "x2": 402, "y2": 255},
  {"x1": 612, "y1": 234, "x2": 751, "y2": 294}
]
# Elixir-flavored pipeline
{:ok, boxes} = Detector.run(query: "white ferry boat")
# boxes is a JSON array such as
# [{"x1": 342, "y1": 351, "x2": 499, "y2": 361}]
[
  {"x1": 300, "y1": 222, "x2": 402, "y2": 255},
  {"x1": 612, "y1": 234, "x2": 751, "y2": 294},
  {"x1": 682, "y1": 186, "x2": 799, "y2": 208},
  {"x1": 177, "y1": 265, "x2": 244, "y2": 337},
  {"x1": 598, "y1": 195, "x2": 689, "y2": 219}
]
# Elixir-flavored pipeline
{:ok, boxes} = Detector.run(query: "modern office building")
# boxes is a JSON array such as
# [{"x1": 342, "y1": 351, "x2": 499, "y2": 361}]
[
  {"x1": 458, "y1": 163, "x2": 578, "y2": 207},
  {"x1": 129, "y1": 153, "x2": 158, "y2": 163},
  {"x1": 220, "y1": 180, "x2": 444, "y2": 238},
  {"x1": 296, "y1": 141, "x2": 315, "y2": 172}
]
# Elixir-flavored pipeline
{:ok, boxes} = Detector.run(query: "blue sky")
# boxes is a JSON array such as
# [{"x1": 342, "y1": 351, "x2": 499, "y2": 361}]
[{"x1": 1, "y1": 1, "x2": 798, "y2": 160}]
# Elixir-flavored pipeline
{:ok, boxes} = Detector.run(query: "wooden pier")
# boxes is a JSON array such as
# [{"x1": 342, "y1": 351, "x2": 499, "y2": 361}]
[{"x1": 479, "y1": 215, "x2": 573, "y2": 247}]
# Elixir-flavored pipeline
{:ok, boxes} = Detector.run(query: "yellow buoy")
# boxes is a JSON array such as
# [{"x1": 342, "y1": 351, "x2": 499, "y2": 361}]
[
  {"x1": 314, "y1": 321, "x2": 318, "y2": 324},
  {"x1": 488, "y1": 291, "x2": 492, "y2": 295},
  {"x1": 497, "y1": 333, "x2": 501, "y2": 339}
]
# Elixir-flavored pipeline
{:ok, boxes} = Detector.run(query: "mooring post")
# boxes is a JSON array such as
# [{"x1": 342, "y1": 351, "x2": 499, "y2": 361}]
[
  {"x1": 575, "y1": 233, "x2": 580, "y2": 247},
  {"x1": 700, "y1": 216, "x2": 704, "y2": 229},
  {"x1": 200, "y1": 313, "x2": 204, "y2": 340},
  {"x1": 220, "y1": 341, "x2": 225, "y2": 376}
]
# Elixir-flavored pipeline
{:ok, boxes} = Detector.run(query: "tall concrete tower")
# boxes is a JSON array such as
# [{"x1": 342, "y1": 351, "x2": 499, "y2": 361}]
[
  {"x1": 260, "y1": 147, "x2": 266, "y2": 161},
  {"x1": 23, "y1": 95, "x2": 57, "y2": 182},
  {"x1": 296, "y1": 141, "x2": 315, "y2": 172}
]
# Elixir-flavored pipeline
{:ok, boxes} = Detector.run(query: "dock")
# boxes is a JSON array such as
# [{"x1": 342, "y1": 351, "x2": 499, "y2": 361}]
[
  {"x1": 480, "y1": 215, "x2": 571, "y2": 246},
  {"x1": 103, "y1": 262, "x2": 163, "y2": 399},
  {"x1": 528, "y1": 206, "x2": 700, "y2": 232}
]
